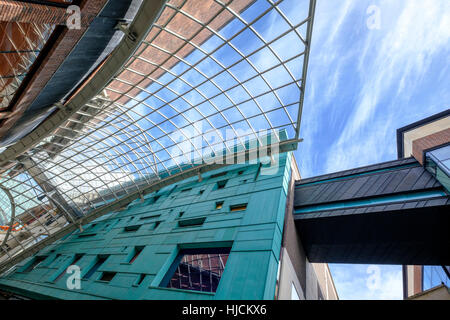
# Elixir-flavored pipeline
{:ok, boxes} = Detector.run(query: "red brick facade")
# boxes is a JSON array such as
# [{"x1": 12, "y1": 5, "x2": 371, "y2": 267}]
[
  {"x1": 0, "y1": 0, "x2": 70, "y2": 25},
  {"x1": 0, "y1": 0, "x2": 107, "y2": 140},
  {"x1": 413, "y1": 265, "x2": 423, "y2": 295},
  {"x1": 412, "y1": 127, "x2": 450, "y2": 164}
]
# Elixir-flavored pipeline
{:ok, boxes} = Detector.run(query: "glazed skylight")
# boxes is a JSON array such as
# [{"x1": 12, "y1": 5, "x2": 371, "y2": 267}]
[{"x1": 0, "y1": 0, "x2": 315, "y2": 265}]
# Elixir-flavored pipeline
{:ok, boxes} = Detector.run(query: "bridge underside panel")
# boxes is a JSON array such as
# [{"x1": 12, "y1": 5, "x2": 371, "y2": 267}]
[
  {"x1": 294, "y1": 158, "x2": 450, "y2": 265},
  {"x1": 295, "y1": 203, "x2": 450, "y2": 265}
]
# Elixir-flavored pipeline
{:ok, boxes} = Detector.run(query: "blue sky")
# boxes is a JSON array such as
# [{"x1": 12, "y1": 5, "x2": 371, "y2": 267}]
[{"x1": 295, "y1": 0, "x2": 450, "y2": 299}]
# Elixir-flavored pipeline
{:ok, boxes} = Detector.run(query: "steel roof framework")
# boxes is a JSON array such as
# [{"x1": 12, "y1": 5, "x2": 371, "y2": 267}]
[{"x1": 0, "y1": 0, "x2": 316, "y2": 272}]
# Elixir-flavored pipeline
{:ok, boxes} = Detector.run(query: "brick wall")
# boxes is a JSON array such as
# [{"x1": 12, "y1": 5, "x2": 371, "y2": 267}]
[
  {"x1": 412, "y1": 128, "x2": 450, "y2": 164},
  {"x1": 0, "y1": 0, "x2": 95, "y2": 26},
  {"x1": 0, "y1": 0, "x2": 107, "y2": 140}
]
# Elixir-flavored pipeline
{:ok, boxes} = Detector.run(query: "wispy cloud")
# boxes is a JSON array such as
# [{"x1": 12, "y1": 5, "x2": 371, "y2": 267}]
[
  {"x1": 296, "y1": 0, "x2": 450, "y2": 300},
  {"x1": 326, "y1": 0, "x2": 450, "y2": 171},
  {"x1": 297, "y1": 0, "x2": 450, "y2": 177}
]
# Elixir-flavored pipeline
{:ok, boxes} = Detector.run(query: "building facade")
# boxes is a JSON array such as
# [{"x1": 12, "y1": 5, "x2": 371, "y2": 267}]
[
  {"x1": 293, "y1": 110, "x2": 450, "y2": 300},
  {"x1": 0, "y1": 152, "x2": 337, "y2": 300},
  {"x1": 397, "y1": 110, "x2": 450, "y2": 299}
]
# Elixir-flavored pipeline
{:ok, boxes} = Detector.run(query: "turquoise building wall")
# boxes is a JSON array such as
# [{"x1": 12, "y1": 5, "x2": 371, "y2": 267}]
[{"x1": 0, "y1": 152, "x2": 293, "y2": 300}]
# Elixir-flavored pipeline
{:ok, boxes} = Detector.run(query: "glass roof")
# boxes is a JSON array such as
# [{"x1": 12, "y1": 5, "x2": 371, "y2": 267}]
[{"x1": 0, "y1": 0, "x2": 315, "y2": 268}]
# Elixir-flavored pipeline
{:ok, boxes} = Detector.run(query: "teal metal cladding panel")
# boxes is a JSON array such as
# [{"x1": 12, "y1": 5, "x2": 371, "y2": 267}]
[{"x1": 0, "y1": 153, "x2": 292, "y2": 300}]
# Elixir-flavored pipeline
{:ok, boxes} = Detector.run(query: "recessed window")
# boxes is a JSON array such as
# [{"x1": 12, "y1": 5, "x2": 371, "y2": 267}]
[
  {"x1": 216, "y1": 180, "x2": 227, "y2": 189},
  {"x1": 124, "y1": 225, "x2": 141, "y2": 232},
  {"x1": 99, "y1": 271, "x2": 116, "y2": 282},
  {"x1": 199, "y1": 190, "x2": 204, "y2": 195},
  {"x1": 215, "y1": 201, "x2": 224, "y2": 210},
  {"x1": 136, "y1": 274, "x2": 146, "y2": 286},
  {"x1": 177, "y1": 217, "x2": 206, "y2": 228},
  {"x1": 140, "y1": 214, "x2": 161, "y2": 220},
  {"x1": 238, "y1": 170, "x2": 244, "y2": 175},
  {"x1": 83, "y1": 256, "x2": 108, "y2": 280},
  {"x1": 54, "y1": 254, "x2": 84, "y2": 282},
  {"x1": 230, "y1": 204, "x2": 247, "y2": 212},
  {"x1": 153, "y1": 221, "x2": 161, "y2": 230},
  {"x1": 210, "y1": 171, "x2": 227, "y2": 179},
  {"x1": 23, "y1": 256, "x2": 47, "y2": 273},
  {"x1": 78, "y1": 233, "x2": 96, "y2": 238},
  {"x1": 161, "y1": 247, "x2": 231, "y2": 293},
  {"x1": 178, "y1": 211, "x2": 185, "y2": 218},
  {"x1": 181, "y1": 188, "x2": 192, "y2": 193},
  {"x1": 128, "y1": 246, "x2": 144, "y2": 264},
  {"x1": 49, "y1": 254, "x2": 61, "y2": 266}
]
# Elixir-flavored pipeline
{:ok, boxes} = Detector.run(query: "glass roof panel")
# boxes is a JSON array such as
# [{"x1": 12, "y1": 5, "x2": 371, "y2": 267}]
[{"x1": 0, "y1": 0, "x2": 315, "y2": 267}]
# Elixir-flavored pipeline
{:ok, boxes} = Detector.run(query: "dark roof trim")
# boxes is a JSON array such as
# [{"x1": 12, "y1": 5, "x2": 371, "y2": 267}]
[
  {"x1": 396, "y1": 109, "x2": 450, "y2": 159},
  {"x1": 294, "y1": 194, "x2": 449, "y2": 218},
  {"x1": 296, "y1": 157, "x2": 418, "y2": 187}
]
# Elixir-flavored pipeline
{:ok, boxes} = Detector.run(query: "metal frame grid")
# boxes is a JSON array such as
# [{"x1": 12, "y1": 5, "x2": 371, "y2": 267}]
[
  {"x1": 0, "y1": 21, "x2": 55, "y2": 110},
  {"x1": 0, "y1": 0, "x2": 316, "y2": 269}
]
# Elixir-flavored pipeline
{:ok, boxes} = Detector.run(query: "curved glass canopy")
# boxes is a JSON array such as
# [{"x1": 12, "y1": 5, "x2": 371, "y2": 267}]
[{"x1": 0, "y1": 0, "x2": 315, "y2": 270}]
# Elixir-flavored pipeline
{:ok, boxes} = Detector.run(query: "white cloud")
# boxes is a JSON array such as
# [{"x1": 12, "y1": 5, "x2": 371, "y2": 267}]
[
  {"x1": 330, "y1": 264, "x2": 403, "y2": 300},
  {"x1": 317, "y1": 0, "x2": 450, "y2": 173},
  {"x1": 299, "y1": 0, "x2": 450, "y2": 299}
]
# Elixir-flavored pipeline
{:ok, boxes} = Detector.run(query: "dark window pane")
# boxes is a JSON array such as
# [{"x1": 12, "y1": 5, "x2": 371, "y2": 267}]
[
  {"x1": 210, "y1": 172, "x2": 227, "y2": 178},
  {"x1": 23, "y1": 256, "x2": 47, "y2": 273},
  {"x1": 136, "y1": 274, "x2": 146, "y2": 286},
  {"x1": 124, "y1": 225, "x2": 141, "y2": 232},
  {"x1": 164, "y1": 247, "x2": 231, "y2": 293},
  {"x1": 100, "y1": 272, "x2": 116, "y2": 282},
  {"x1": 83, "y1": 256, "x2": 108, "y2": 280},
  {"x1": 215, "y1": 201, "x2": 224, "y2": 209},
  {"x1": 177, "y1": 217, "x2": 206, "y2": 227},
  {"x1": 129, "y1": 247, "x2": 143, "y2": 263},
  {"x1": 216, "y1": 180, "x2": 227, "y2": 189},
  {"x1": 230, "y1": 203, "x2": 247, "y2": 212}
]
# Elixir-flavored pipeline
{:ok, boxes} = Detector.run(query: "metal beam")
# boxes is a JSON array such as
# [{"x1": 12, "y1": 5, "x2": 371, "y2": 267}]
[
  {"x1": 21, "y1": 156, "x2": 81, "y2": 220},
  {"x1": 295, "y1": 0, "x2": 316, "y2": 139},
  {"x1": 0, "y1": 184, "x2": 15, "y2": 249}
]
